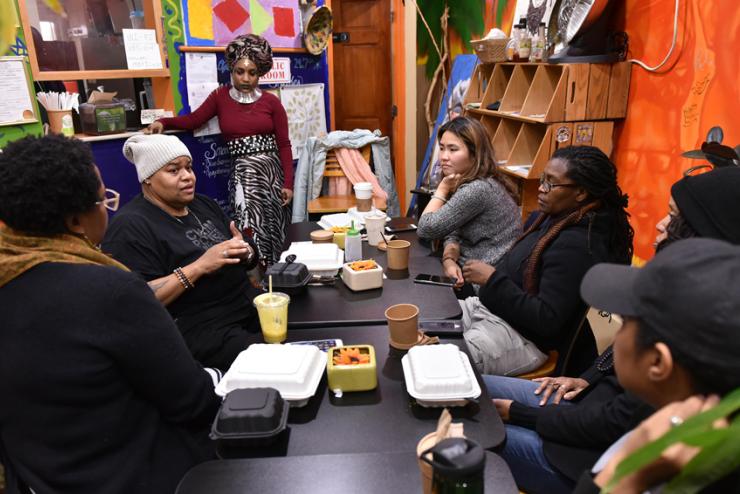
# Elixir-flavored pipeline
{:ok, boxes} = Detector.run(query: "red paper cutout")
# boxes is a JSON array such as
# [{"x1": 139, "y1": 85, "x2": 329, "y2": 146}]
[
  {"x1": 272, "y1": 7, "x2": 295, "y2": 37},
  {"x1": 213, "y1": 0, "x2": 250, "y2": 33}
]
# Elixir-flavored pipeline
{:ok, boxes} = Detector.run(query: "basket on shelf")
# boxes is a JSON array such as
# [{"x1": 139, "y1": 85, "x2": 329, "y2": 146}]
[{"x1": 470, "y1": 38, "x2": 508, "y2": 63}]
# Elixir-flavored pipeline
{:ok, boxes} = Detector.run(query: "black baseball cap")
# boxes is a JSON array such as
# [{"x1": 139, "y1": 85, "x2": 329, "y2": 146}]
[{"x1": 580, "y1": 238, "x2": 740, "y2": 370}]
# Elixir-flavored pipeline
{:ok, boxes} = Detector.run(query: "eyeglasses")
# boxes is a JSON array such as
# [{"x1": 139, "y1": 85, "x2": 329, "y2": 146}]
[
  {"x1": 539, "y1": 174, "x2": 578, "y2": 193},
  {"x1": 96, "y1": 188, "x2": 120, "y2": 212}
]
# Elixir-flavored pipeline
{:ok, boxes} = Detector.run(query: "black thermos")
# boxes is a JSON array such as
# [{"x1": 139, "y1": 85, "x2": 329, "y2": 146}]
[{"x1": 421, "y1": 437, "x2": 485, "y2": 493}]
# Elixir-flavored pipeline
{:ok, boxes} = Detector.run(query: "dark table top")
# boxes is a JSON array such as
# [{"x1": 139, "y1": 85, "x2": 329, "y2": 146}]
[
  {"x1": 284, "y1": 221, "x2": 462, "y2": 328},
  {"x1": 231, "y1": 325, "x2": 505, "y2": 460},
  {"x1": 176, "y1": 450, "x2": 518, "y2": 494}
]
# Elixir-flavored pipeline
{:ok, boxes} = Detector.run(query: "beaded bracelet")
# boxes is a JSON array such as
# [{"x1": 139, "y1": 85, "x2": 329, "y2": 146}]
[
  {"x1": 432, "y1": 194, "x2": 448, "y2": 204},
  {"x1": 174, "y1": 267, "x2": 194, "y2": 290}
]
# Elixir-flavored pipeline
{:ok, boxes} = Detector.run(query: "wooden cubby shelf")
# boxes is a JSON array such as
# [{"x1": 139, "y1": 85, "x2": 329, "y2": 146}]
[{"x1": 464, "y1": 61, "x2": 631, "y2": 219}]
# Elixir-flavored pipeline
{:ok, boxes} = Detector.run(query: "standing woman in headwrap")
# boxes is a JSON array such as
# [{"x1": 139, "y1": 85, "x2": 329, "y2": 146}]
[{"x1": 147, "y1": 34, "x2": 292, "y2": 265}]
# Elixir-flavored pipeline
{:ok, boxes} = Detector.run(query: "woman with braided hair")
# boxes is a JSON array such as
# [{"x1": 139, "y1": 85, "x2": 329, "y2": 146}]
[
  {"x1": 460, "y1": 145, "x2": 634, "y2": 377},
  {"x1": 148, "y1": 34, "x2": 292, "y2": 265}
]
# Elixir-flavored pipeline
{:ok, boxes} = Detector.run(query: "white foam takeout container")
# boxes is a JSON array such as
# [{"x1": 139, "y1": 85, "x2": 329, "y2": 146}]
[
  {"x1": 215, "y1": 344, "x2": 326, "y2": 407},
  {"x1": 280, "y1": 242, "x2": 344, "y2": 277},
  {"x1": 401, "y1": 344, "x2": 481, "y2": 407}
]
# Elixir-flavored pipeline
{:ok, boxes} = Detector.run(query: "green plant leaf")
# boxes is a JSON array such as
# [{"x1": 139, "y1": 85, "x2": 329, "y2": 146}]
[
  {"x1": 603, "y1": 388, "x2": 740, "y2": 493},
  {"x1": 665, "y1": 420, "x2": 740, "y2": 493}
]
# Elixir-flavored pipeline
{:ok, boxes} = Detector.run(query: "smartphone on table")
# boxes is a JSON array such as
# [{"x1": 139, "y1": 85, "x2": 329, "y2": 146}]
[
  {"x1": 413, "y1": 273, "x2": 457, "y2": 287},
  {"x1": 418, "y1": 320, "x2": 463, "y2": 337}
]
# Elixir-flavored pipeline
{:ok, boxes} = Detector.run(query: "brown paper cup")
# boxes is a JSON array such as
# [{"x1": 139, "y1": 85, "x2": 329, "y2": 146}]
[
  {"x1": 416, "y1": 432, "x2": 437, "y2": 494},
  {"x1": 385, "y1": 303, "x2": 419, "y2": 346},
  {"x1": 386, "y1": 239, "x2": 411, "y2": 270},
  {"x1": 47, "y1": 110, "x2": 74, "y2": 136},
  {"x1": 356, "y1": 197, "x2": 373, "y2": 212}
]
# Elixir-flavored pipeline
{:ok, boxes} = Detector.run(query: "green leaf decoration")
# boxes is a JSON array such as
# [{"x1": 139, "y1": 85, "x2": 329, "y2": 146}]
[
  {"x1": 416, "y1": 0, "x2": 485, "y2": 79},
  {"x1": 603, "y1": 388, "x2": 740, "y2": 493}
]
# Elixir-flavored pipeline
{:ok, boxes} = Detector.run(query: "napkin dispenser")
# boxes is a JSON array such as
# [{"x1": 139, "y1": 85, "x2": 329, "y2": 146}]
[{"x1": 79, "y1": 90, "x2": 127, "y2": 135}]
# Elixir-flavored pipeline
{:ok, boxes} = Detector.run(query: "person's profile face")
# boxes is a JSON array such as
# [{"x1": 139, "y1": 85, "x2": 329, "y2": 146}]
[
  {"x1": 438, "y1": 131, "x2": 473, "y2": 176},
  {"x1": 537, "y1": 158, "x2": 584, "y2": 216},
  {"x1": 148, "y1": 156, "x2": 196, "y2": 208},
  {"x1": 654, "y1": 196, "x2": 678, "y2": 249},
  {"x1": 232, "y1": 59, "x2": 260, "y2": 93},
  {"x1": 77, "y1": 165, "x2": 109, "y2": 245}
]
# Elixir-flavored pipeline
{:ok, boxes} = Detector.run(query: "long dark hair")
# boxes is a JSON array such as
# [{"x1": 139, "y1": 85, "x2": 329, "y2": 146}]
[
  {"x1": 554, "y1": 146, "x2": 634, "y2": 264},
  {"x1": 437, "y1": 117, "x2": 518, "y2": 201},
  {"x1": 519, "y1": 146, "x2": 634, "y2": 294},
  {"x1": 655, "y1": 213, "x2": 697, "y2": 252}
]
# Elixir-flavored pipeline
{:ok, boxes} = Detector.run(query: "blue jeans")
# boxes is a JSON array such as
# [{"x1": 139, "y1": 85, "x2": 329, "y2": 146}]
[{"x1": 484, "y1": 375, "x2": 575, "y2": 494}]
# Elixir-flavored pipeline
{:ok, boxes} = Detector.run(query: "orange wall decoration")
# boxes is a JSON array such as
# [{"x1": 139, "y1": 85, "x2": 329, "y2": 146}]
[
  {"x1": 479, "y1": 0, "x2": 739, "y2": 262},
  {"x1": 612, "y1": 0, "x2": 739, "y2": 261}
]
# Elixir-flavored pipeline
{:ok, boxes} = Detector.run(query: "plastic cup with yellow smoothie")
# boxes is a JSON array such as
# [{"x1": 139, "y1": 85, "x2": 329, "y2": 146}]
[{"x1": 253, "y1": 292, "x2": 290, "y2": 343}]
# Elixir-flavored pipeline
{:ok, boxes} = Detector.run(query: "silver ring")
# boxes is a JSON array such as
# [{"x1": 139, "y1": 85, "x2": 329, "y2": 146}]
[
  {"x1": 670, "y1": 415, "x2": 684, "y2": 428},
  {"x1": 222, "y1": 250, "x2": 228, "y2": 258}
]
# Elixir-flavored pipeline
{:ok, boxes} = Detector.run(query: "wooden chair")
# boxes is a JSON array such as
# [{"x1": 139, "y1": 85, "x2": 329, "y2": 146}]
[
  {"x1": 307, "y1": 145, "x2": 375, "y2": 215},
  {"x1": 515, "y1": 308, "x2": 591, "y2": 380}
]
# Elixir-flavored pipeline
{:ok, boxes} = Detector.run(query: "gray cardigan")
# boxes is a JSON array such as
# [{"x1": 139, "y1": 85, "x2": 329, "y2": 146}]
[{"x1": 417, "y1": 178, "x2": 522, "y2": 266}]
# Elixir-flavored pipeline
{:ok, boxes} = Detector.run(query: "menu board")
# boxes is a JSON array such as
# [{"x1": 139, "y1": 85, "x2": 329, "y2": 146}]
[{"x1": 0, "y1": 57, "x2": 38, "y2": 126}]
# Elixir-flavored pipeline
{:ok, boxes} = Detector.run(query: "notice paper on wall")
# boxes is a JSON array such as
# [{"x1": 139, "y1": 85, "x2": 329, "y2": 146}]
[
  {"x1": 261, "y1": 57, "x2": 292, "y2": 85},
  {"x1": 122, "y1": 29, "x2": 164, "y2": 70},
  {"x1": 185, "y1": 52, "x2": 220, "y2": 137},
  {"x1": 0, "y1": 57, "x2": 38, "y2": 126}
]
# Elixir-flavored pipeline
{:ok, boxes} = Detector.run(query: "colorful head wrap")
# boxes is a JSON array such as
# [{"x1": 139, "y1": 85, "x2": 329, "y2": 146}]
[{"x1": 224, "y1": 34, "x2": 273, "y2": 76}]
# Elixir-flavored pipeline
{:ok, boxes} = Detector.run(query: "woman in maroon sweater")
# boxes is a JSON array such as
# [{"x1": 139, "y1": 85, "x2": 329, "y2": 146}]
[{"x1": 148, "y1": 34, "x2": 292, "y2": 264}]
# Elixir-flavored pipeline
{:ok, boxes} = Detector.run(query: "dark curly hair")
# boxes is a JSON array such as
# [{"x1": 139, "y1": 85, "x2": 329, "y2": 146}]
[
  {"x1": 0, "y1": 134, "x2": 100, "y2": 235},
  {"x1": 553, "y1": 146, "x2": 635, "y2": 265}
]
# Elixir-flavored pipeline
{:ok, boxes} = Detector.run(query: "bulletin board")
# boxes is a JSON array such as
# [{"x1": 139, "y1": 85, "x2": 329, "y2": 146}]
[{"x1": 0, "y1": 57, "x2": 38, "y2": 126}]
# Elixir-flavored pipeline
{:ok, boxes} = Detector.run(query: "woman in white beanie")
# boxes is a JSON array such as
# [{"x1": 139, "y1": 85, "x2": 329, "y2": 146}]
[
  {"x1": 147, "y1": 34, "x2": 292, "y2": 266},
  {"x1": 103, "y1": 133, "x2": 263, "y2": 370}
]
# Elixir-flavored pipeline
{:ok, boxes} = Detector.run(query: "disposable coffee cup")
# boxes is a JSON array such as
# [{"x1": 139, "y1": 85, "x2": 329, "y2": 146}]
[
  {"x1": 253, "y1": 292, "x2": 290, "y2": 343},
  {"x1": 386, "y1": 239, "x2": 411, "y2": 270},
  {"x1": 47, "y1": 110, "x2": 74, "y2": 137},
  {"x1": 364, "y1": 213, "x2": 386, "y2": 246},
  {"x1": 354, "y1": 182, "x2": 373, "y2": 212},
  {"x1": 416, "y1": 432, "x2": 437, "y2": 494},
  {"x1": 385, "y1": 303, "x2": 419, "y2": 347}
]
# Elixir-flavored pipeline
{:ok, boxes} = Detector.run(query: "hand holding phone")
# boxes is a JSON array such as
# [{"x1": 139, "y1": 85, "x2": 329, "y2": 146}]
[{"x1": 413, "y1": 273, "x2": 457, "y2": 287}]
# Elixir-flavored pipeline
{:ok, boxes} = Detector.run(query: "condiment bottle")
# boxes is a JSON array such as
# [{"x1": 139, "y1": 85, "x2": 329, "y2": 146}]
[
  {"x1": 344, "y1": 221, "x2": 362, "y2": 263},
  {"x1": 505, "y1": 23, "x2": 520, "y2": 61},
  {"x1": 517, "y1": 18, "x2": 531, "y2": 61}
]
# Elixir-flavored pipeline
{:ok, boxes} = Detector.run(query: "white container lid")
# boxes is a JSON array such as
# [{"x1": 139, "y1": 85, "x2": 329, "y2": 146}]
[
  {"x1": 215, "y1": 344, "x2": 326, "y2": 404},
  {"x1": 401, "y1": 345, "x2": 481, "y2": 401},
  {"x1": 280, "y1": 242, "x2": 343, "y2": 273}
]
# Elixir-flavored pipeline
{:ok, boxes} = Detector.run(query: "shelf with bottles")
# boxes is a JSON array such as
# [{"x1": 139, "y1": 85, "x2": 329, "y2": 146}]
[{"x1": 464, "y1": 61, "x2": 630, "y2": 123}]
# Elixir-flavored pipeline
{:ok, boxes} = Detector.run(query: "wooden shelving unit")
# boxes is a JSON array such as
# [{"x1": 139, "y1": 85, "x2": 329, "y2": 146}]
[{"x1": 464, "y1": 61, "x2": 630, "y2": 218}]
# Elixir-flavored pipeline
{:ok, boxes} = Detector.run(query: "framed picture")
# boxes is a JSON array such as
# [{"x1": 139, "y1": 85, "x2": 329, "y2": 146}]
[{"x1": 0, "y1": 56, "x2": 39, "y2": 126}]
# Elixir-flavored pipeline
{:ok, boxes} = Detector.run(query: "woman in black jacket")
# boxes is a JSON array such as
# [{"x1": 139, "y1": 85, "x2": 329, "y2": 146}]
[
  {"x1": 0, "y1": 135, "x2": 220, "y2": 493},
  {"x1": 461, "y1": 145, "x2": 634, "y2": 377}
]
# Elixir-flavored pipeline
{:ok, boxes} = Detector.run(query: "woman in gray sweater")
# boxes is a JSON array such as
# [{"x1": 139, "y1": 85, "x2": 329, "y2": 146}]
[{"x1": 417, "y1": 117, "x2": 521, "y2": 292}]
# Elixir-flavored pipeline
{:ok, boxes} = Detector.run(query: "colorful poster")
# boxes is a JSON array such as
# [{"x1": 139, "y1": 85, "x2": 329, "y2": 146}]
[{"x1": 183, "y1": 0, "x2": 301, "y2": 48}]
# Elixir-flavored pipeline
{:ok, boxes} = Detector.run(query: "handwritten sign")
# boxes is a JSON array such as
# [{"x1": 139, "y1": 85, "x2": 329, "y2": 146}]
[
  {"x1": 261, "y1": 58, "x2": 291, "y2": 85},
  {"x1": 122, "y1": 29, "x2": 164, "y2": 70},
  {"x1": 140, "y1": 109, "x2": 173, "y2": 125}
]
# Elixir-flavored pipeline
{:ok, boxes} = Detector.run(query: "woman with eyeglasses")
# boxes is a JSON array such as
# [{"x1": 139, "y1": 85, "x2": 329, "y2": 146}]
[
  {"x1": 460, "y1": 145, "x2": 634, "y2": 377},
  {"x1": 0, "y1": 135, "x2": 220, "y2": 493},
  {"x1": 654, "y1": 165, "x2": 740, "y2": 251},
  {"x1": 102, "y1": 134, "x2": 262, "y2": 371}
]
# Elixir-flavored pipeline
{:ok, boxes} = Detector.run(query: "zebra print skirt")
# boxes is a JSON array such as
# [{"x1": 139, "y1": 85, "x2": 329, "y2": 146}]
[{"x1": 227, "y1": 134, "x2": 290, "y2": 265}]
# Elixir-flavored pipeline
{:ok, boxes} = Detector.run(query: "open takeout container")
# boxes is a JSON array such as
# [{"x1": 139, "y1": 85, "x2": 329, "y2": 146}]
[
  {"x1": 401, "y1": 344, "x2": 481, "y2": 407},
  {"x1": 341, "y1": 260, "x2": 383, "y2": 291},
  {"x1": 326, "y1": 345, "x2": 377, "y2": 392},
  {"x1": 280, "y1": 242, "x2": 344, "y2": 277},
  {"x1": 210, "y1": 387, "x2": 289, "y2": 451},
  {"x1": 216, "y1": 344, "x2": 326, "y2": 407}
]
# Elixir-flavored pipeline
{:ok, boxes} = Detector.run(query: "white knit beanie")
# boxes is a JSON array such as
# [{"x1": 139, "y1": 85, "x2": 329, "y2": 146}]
[{"x1": 123, "y1": 134, "x2": 193, "y2": 182}]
